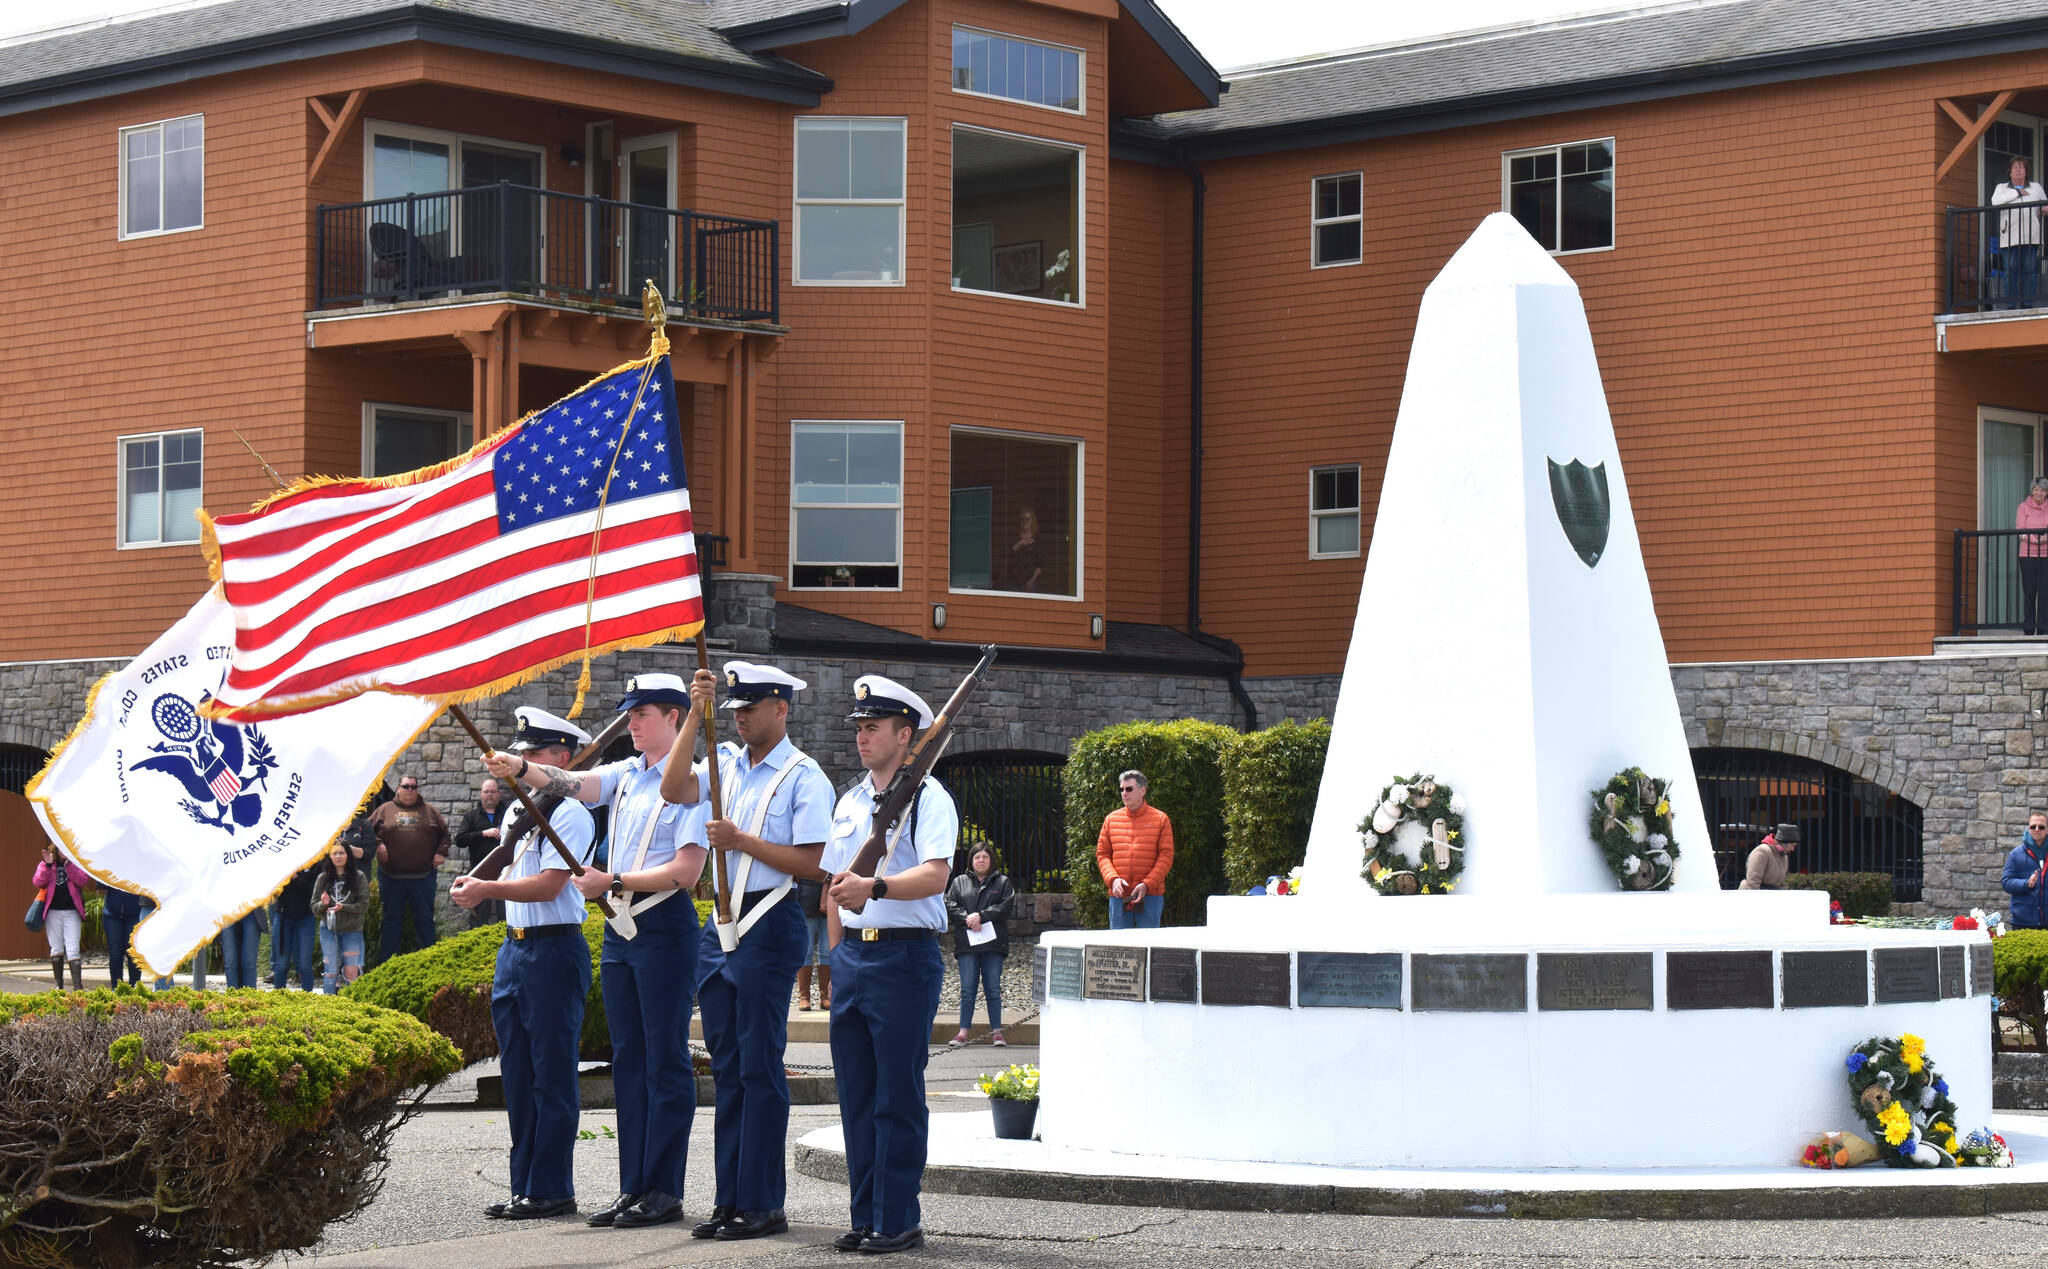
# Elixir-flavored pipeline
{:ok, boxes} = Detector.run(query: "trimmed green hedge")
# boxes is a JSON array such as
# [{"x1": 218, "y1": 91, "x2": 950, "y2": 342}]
[
  {"x1": 1063, "y1": 720, "x2": 1235, "y2": 928},
  {"x1": 1995, "y1": 929, "x2": 2048, "y2": 1047},
  {"x1": 0, "y1": 988, "x2": 457, "y2": 1267},
  {"x1": 1784, "y1": 872, "x2": 1893, "y2": 919},
  {"x1": 1221, "y1": 719, "x2": 1331, "y2": 895}
]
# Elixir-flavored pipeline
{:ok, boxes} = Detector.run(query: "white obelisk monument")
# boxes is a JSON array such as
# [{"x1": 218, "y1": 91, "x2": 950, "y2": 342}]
[{"x1": 1300, "y1": 212, "x2": 1714, "y2": 899}]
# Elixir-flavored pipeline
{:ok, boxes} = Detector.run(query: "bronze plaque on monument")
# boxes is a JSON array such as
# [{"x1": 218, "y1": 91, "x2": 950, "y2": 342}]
[
  {"x1": 1411, "y1": 953, "x2": 1527, "y2": 1012},
  {"x1": 1149, "y1": 948, "x2": 1198, "y2": 1003},
  {"x1": 1049, "y1": 946, "x2": 1084, "y2": 1000},
  {"x1": 1297, "y1": 952, "x2": 1402, "y2": 1009},
  {"x1": 1666, "y1": 951, "x2": 1772, "y2": 1010},
  {"x1": 1938, "y1": 945, "x2": 1966, "y2": 1000},
  {"x1": 1972, "y1": 943, "x2": 1994, "y2": 996},
  {"x1": 1031, "y1": 946, "x2": 1047, "y2": 1003},
  {"x1": 1874, "y1": 947, "x2": 1939, "y2": 1004},
  {"x1": 1536, "y1": 953, "x2": 1652, "y2": 1011},
  {"x1": 1083, "y1": 946, "x2": 1147, "y2": 1001},
  {"x1": 1200, "y1": 951, "x2": 1292, "y2": 1007},
  {"x1": 1781, "y1": 950, "x2": 1867, "y2": 1008}
]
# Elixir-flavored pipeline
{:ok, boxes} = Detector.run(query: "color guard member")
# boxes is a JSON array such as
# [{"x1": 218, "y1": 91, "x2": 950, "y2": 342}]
[
  {"x1": 452, "y1": 706, "x2": 595, "y2": 1222},
  {"x1": 822, "y1": 675, "x2": 958, "y2": 1255}
]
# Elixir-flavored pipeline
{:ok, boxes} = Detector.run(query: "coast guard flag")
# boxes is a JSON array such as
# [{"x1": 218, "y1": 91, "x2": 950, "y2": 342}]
[
  {"x1": 27, "y1": 591, "x2": 437, "y2": 977},
  {"x1": 202, "y1": 354, "x2": 701, "y2": 722}
]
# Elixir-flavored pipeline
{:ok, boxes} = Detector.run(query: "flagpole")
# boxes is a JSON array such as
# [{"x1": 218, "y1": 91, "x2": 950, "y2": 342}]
[
  {"x1": 449, "y1": 704, "x2": 617, "y2": 920},
  {"x1": 697, "y1": 633, "x2": 733, "y2": 927}
]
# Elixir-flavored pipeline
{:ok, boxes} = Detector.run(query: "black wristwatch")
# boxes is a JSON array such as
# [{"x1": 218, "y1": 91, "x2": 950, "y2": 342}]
[{"x1": 870, "y1": 877, "x2": 889, "y2": 901}]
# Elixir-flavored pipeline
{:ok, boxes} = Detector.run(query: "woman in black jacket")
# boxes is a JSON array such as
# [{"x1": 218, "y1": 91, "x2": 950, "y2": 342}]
[{"x1": 944, "y1": 843, "x2": 1016, "y2": 1046}]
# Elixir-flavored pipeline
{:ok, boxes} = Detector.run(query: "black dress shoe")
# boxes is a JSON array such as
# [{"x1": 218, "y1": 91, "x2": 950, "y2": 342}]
[
  {"x1": 483, "y1": 1196, "x2": 523, "y2": 1219},
  {"x1": 833, "y1": 1226, "x2": 873, "y2": 1252},
  {"x1": 613, "y1": 1191, "x2": 683, "y2": 1228},
  {"x1": 714, "y1": 1209, "x2": 789, "y2": 1240},
  {"x1": 586, "y1": 1192, "x2": 641, "y2": 1228},
  {"x1": 861, "y1": 1228, "x2": 925, "y2": 1254},
  {"x1": 501, "y1": 1195, "x2": 576, "y2": 1220},
  {"x1": 690, "y1": 1205, "x2": 736, "y2": 1239}
]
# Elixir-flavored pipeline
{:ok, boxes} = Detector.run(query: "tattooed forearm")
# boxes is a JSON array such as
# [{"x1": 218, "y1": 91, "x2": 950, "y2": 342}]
[{"x1": 538, "y1": 767, "x2": 580, "y2": 799}]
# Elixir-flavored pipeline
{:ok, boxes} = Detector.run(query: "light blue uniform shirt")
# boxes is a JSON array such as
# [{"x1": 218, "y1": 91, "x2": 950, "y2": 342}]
[
  {"x1": 710, "y1": 737, "x2": 833, "y2": 892},
  {"x1": 593, "y1": 751, "x2": 687, "y2": 874},
  {"x1": 502, "y1": 798, "x2": 596, "y2": 928},
  {"x1": 824, "y1": 773, "x2": 959, "y2": 931}
]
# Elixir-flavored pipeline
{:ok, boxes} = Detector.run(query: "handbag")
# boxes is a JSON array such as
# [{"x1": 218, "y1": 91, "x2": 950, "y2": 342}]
[{"x1": 24, "y1": 887, "x2": 47, "y2": 933}]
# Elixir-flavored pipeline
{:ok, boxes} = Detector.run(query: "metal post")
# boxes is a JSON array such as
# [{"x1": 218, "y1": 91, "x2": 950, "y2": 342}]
[
  {"x1": 405, "y1": 193, "x2": 418, "y2": 298},
  {"x1": 769, "y1": 218, "x2": 781, "y2": 324},
  {"x1": 1952, "y1": 529, "x2": 1964, "y2": 636},
  {"x1": 499, "y1": 181, "x2": 512, "y2": 290}
]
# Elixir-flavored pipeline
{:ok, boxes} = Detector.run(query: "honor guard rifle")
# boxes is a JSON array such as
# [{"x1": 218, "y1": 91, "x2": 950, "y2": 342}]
[{"x1": 462, "y1": 710, "x2": 630, "y2": 884}]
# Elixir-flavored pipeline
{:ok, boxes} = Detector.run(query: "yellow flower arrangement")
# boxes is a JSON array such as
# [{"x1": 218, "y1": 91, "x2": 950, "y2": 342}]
[
  {"x1": 978, "y1": 1063, "x2": 1040, "y2": 1101},
  {"x1": 1877, "y1": 1101, "x2": 1911, "y2": 1146},
  {"x1": 1902, "y1": 1033, "x2": 1927, "y2": 1075},
  {"x1": 1655, "y1": 799, "x2": 1670, "y2": 816}
]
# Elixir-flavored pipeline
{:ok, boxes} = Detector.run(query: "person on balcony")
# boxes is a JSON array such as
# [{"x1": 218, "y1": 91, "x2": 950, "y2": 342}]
[
  {"x1": 1993, "y1": 156, "x2": 2046, "y2": 309},
  {"x1": 2018, "y1": 478, "x2": 2048, "y2": 634}
]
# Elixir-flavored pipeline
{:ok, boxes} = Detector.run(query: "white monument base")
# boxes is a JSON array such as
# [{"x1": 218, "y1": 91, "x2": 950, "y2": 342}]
[{"x1": 1034, "y1": 894, "x2": 1992, "y2": 1172}]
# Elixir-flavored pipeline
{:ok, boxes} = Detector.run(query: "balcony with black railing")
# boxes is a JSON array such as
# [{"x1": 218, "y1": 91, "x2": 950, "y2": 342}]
[
  {"x1": 1951, "y1": 528, "x2": 2048, "y2": 636},
  {"x1": 316, "y1": 181, "x2": 779, "y2": 324},
  {"x1": 1944, "y1": 200, "x2": 2048, "y2": 317}
]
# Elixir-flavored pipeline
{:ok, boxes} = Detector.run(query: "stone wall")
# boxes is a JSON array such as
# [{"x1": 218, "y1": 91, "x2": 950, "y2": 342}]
[{"x1": 1244, "y1": 674, "x2": 1340, "y2": 727}]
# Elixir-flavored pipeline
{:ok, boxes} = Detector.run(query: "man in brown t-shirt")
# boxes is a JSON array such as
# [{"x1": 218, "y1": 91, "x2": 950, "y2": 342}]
[{"x1": 369, "y1": 774, "x2": 449, "y2": 960}]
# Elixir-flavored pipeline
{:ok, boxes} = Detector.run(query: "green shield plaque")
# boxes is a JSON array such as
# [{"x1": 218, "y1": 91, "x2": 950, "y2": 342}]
[{"x1": 1547, "y1": 459, "x2": 1610, "y2": 568}]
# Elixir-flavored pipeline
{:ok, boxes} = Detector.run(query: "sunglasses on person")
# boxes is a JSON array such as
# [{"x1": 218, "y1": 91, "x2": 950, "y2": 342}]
[{"x1": 399, "y1": 783, "x2": 419, "y2": 790}]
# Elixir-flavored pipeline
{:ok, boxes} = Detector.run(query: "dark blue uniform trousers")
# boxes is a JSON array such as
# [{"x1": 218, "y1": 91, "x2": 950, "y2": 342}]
[
  {"x1": 491, "y1": 932, "x2": 592, "y2": 1203},
  {"x1": 696, "y1": 897, "x2": 805, "y2": 1211},
  {"x1": 602, "y1": 898, "x2": 699, "y2": 1198},
  {"x1": 829, "y1": 934, "x2": 944, "y2": 1238}
]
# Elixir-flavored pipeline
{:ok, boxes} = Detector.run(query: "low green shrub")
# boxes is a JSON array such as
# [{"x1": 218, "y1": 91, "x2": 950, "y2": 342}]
[
  {"x1": 1784, "y1": 872, "x2": 1893, "y2": 919},
  {"x1": 1063, "y1": 719, "x2": 1235, "y2": 929},
  {"x1": 0, "y1": 987, "x2": 457, "y2": 1268},
  {"x1": 1995, "y1": 930, "x2": 2048, "y2": 1047},
  {"x1": 1220, "y1": 719, "x2": 1330, "y2": 895}
]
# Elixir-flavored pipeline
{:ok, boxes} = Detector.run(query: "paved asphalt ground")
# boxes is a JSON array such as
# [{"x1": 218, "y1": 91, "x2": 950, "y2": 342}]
[{"x1": 12, "y1": 965, "x2": 2048, "y2": 1266}]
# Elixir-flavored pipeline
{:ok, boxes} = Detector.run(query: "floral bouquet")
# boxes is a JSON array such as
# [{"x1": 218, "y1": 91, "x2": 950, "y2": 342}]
[
  {"x1": 1845, "y1": 1034, "x2": 1960, "y2": 1168},
  {"x1": 1956, "y1": 1127, "x2": 2016, "y2": 1167},
  {"x1": 978, "y1": 1063, "x2": 1040, "y2": 1102}
]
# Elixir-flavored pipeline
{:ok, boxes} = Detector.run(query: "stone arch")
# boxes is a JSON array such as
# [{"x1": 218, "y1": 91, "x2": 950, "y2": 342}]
[
  {"x1": 0, "y1": 720, "x2": 63, "y2": 755},
  {"x1": 939, "y1": 726, "x2": 1074, "y2": 760},
  {"x1": 1699, "y1": 725, "x2": 1929, "y2": 810}
]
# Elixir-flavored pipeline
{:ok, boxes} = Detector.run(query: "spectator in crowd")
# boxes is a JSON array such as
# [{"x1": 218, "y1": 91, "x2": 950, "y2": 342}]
[
  {"x1": 945, "y1": 842, "x2": 1016, "y2": 1047},
  {"x1": 2004, "y1": 811, "x2": 2048, "y2": 930},
  {"x1": 219, "y1": 907, "x2": 267, "y2": 989},
  {"x1": 456, "y1": 777, "x2": 509, "y2": 928},
  {"x1": 271, "y1": 859, "x2": 322, "y2": 990},
  {"x1": 1994, "y1": 155, "x2": 2048, "y2": 309},
  {"x1": 100, "y1": 884, "x2": 144, "y2": 987},
  {"x1": 794, "y1": 874, "x2": 829, "y2": 1011},
  {"x1": 314, "y1": 844, "x2": 370, "y2": 993},
  {"x1": 1096, "y1": 770, "x2": 1174, "y2": 929},
  {"x1": 1739, "y1": 823, "x2": 1799, "y2": 890},
  {"x1": 369, "y1": 774, "x2": 448, "y2": 960},
  {"x1": 33, "y1": 843, "x2": 92, "y2": 990},
  {"x1": 2018, "y1": 478, "x2": 2048, "y2": 635}
]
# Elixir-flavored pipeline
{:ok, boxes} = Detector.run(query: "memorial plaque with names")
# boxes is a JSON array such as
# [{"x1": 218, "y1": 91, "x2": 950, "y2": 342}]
[
  {"x1": 1412, "y1": 954, "x2": 1528, "y2": 1012},
  {"x1": 1781, "y1": 950, "x2": 1867, "y2": 1009},
  {"x1": 1298, "y1": 952, "x2": 1402, "y2": 1009},
  {"x1": 1972, "y1": 943, "x2": 1994, "y2": 997},
  {"x1": 1939, "y1": 946, "x2": 1966, "y2": 1000},
  {"x1": 1537, "y1": 953, "x2": 1652, "y2": 1011},
  {"x1": 1049, "y1": 946, "x2": 1084, "y2": 1000},
  {"x1": 1031, "y1": 946, "x2": 1047, "y2": 1003},
  {"x1": 1201, "y1": 951, "x2": 1292, "y2": 1007},
  {"x1": 1875, "y1": 947, "x2": 1939, "y2": 1004},
  {"x1": 1667, "y1": 951, "x2": 1773, "y2": 1010},
  {"x1": 1149, "y1": 948, "x2": 1198, "y2": 1003},
  {"x1": 1083, "y1": 946, "x2": 1147, "y2": 1001}
]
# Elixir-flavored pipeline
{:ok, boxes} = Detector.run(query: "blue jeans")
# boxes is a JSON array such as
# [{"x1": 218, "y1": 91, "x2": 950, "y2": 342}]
[
  {"x1": 956, "y1": 949, "x2": 1003, "y2": 1030},
  {"x1": 320, "y1": 927, "x2": 365, "y2": 993},
  {"x1": 1107, "y1": 892, "x2": 1164, "y2": 929},
  {"x1": 803, "y1": 913, "x2": 828, "y2": 967},
  {"x1": 2010, "y1": 244, "x2": 2041, "y2": 307},
  {"x1": 378, "y1": 872, "x2": 438, "y2": 962},
  {"x1": 220, "y1": 913, "x2": 264, "y2": 988},
  {"x1": 272, "y1": 911, "x2": 316, "y2": 989},
  {"x1": 101, "y1": 908, "x2": 142, "y2": 986}
]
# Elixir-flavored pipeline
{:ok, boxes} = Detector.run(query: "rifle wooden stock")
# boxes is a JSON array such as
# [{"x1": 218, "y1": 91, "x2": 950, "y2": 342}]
[
  {"x1": 464, "y1": 710, "x2": 629, "y2": 883},
  {"x1": 449, "y1": 704, "x2": 616, "y2": 917},
  {"x1": 696, "y1": 633, "x2": 733, "y2": 925},
  {"x1": 837, "y1": 646, "x2": 997, "y2": 883}
]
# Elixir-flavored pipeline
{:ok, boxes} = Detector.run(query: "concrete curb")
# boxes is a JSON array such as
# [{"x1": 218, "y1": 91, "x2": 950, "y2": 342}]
[{"x1": 691, "y1": 1016, "x2": 1039, "y2": 1046}]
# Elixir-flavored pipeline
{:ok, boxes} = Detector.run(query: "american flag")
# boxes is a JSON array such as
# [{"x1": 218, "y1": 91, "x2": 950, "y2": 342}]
[{"x1": 203, "y1": 355, "x2": 701, "y2": 722}]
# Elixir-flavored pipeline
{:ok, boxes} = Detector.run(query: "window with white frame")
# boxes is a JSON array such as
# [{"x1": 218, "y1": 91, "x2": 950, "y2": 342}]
[
  {"x1": 1504, "y1": 139, "x2": 1614, "y2": 253},
  {"x1": 1311, "y1": 172, "x2": 1362, "y2": 267},
  {"x1": 119, "y1": 430, "x2": 203, "y2": 546},
  {"x1": 362, "y1": 404, "x2": 474, "y2": 476},
  {"x1": 119, "y1": 114, "x2": 203, "y2": 238},
  {"x1": 1309, "y1": 464, "x2": 1361, "y2": 558},
  {"x1": 952, "y1": 126, "x2": 1081, "y2": 304},
  {"x1": 950, "y1": 427, "x2": 1080, "y2": 596},
  {"x1": 792, "y1": 422, "x2": 902, "y2": 587},
  {"x1": 795, "y1": 118, "x2": 906, "y2": 285},
  {"x1": 952, "y1": 27, "x2": 1083, "y2": 113}
]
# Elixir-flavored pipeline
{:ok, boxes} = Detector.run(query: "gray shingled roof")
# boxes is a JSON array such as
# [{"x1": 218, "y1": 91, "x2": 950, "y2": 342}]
[{"x1": 1129, "y1": 0, "x2": 2048, "y2": 147}]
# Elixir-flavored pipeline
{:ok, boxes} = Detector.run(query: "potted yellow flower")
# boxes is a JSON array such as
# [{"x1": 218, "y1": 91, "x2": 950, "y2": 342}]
[{"x1": 978, "y1": 1063, "x2": 1040, "y2": 1140}]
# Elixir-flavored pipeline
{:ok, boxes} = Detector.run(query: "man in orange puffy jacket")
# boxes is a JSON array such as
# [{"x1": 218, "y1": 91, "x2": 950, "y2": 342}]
[{"x1": 1096, "y1": 771, "x2": 1173, "y2": 929}]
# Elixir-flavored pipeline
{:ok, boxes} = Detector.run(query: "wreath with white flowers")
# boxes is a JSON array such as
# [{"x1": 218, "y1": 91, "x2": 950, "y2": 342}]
[
  {"x1": 1590, "y1": 767, "x2": 1680, "y2": 891},
  {"x1": 1845, "y1": 1034, "x2": 1960, "y2": 1168},
  {"x1": 1358, "y1": 773, "x2": 1465, "y2": 895}
]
